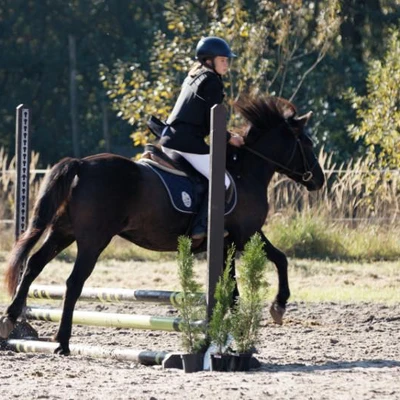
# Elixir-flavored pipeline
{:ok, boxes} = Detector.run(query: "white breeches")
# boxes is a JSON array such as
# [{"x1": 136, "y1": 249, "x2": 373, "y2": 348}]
[{"x1": 162, "y1": 147, "x2": 231, "y2": 189}]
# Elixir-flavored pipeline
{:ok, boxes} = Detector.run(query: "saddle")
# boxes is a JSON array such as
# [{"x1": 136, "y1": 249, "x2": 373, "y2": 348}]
[
  {"x1": 140, "y1": 144, "x2": 207, "y2": 214},
  {"x1": 141, "y1": 144, "x2": 200, "y2": 178},
  {"x1": 145, "y1": 116, "x2": 204, "y2": 176},
  {"x1": 141, "y1": 116, "x2": 237, "y2": 215}
]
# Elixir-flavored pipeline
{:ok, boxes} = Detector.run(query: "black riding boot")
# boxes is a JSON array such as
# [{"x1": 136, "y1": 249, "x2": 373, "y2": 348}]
[
  {"x1": 191, "y1": 196, "x2": 208, "y2": 240},
  {"x1": 191, "y1": 196, "x2": 228, "y2": 240}
]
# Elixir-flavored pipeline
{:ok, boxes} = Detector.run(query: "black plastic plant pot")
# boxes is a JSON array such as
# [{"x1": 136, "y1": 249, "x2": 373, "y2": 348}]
[
  {"x1": 181, "y1": 353, "x2": 204, "y2": 373},
  {"x1": 210, "y1": 353, "x2": 234, "y2": 372},
  {"x1": 230, "y1": 353, "x2": 253, "y2": 372}
]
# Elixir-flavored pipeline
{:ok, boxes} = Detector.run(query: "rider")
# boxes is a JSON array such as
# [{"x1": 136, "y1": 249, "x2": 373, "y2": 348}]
[{"x1": 159, "y1": 36, "x2": 244, "y2": 240}]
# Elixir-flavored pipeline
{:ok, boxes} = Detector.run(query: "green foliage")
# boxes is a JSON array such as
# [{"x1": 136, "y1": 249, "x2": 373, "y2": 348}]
[
  {"x1": 239, "y1": 233, "x2": 269, "y2": 301},
  {"x1": 99, "y1": 33, "x2": 185, "y2": 150},
  {"x1": 303, "y1": 0, "x2": 399, "y2": 161},
  {"x1": 268, "y1": 213, "x2": 346, "y2": 259},
  {"x1": 209, "y1": 235, "x2": 269, "y2": 354},
  {"x1": 267, "y1": 212, "x2": 400, "y2": 262},
  {"x1": 289, "y1": 259, "x2": 400, "y2": 304},
  {"x1": 0, "y1": 0, "x2": 165, "y2": 164},
  {"x1": 342, "y1": 224, "x2": 400, "y2": 261},
  {"x1": 102, "y1": 0, "x2": 341, "y2": 150},
  {"x1": 230, "y1": 233, "x2": 268, "y2": 354},
  {"x1": 230, "y1": 301, "x2": 261, "y2": 353},
  {"x1": 2, "y1": 1, "x2": 400, "y2": 167},
  {"x1": 176, "y1": 236, "x2": 206, "y2": 353},
  {"x1": 208, "y1": 245, "x2": 236, "y2": 354},
  {"x1": 347, "y1": 29, "x2": 400, "y2": 172}
]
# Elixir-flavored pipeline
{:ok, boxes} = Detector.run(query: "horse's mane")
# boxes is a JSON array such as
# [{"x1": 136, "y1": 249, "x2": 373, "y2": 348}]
[{"x1": 234, "y1": 95, "x2": 297, "y2": 131}]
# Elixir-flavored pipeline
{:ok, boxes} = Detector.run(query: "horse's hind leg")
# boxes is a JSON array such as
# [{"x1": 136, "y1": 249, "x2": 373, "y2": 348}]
[
  {"x1": 257, "y1": 230, "x2": 289, "y2": 325},
  {"x1": 1, "y1": 229, "x2": 74, "y2": 338},
  {"x1": 54, "y1": 237, "x2": 111, "y2": 355}
]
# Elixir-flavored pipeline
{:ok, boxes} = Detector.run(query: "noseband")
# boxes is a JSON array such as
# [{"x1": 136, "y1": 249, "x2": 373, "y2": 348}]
[{"x1": 242, "y1": 133, "x2": 317, "y2": 182}]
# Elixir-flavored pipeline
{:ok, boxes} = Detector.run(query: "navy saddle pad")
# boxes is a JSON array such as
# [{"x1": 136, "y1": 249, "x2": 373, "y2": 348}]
[{"x1": 141, "y1": 161, "x2": 237, "y2": 215}]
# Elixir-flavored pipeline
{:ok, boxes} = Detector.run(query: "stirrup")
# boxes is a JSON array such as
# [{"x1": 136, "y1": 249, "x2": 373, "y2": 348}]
[
  {"x1": 225, "y1": 185, "x2": 234, "y2": 203},
  {"x1": 191, "y1": 231, "x2": 207, "y2": 240}
]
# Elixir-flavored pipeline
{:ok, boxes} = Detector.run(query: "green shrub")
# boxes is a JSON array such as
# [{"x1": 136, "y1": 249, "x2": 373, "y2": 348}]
[
  {"x1": 267, "y1": 213, "x2": 400, "y2": 261},
  {"x1": 176, "y1": 236, "x2": 206, "y2": 354},
  {"x1": 208, "y1": 245, "x2": 236, "y2": 354},
  {"x1": 231, "y1": 233, "x2": 268, "y2": 354},
  {"x1": 268, "y1": 213, "x2": 345, "y2": 259}
]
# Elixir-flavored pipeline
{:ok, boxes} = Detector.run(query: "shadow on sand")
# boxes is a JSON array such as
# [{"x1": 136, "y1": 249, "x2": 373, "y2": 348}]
[{"x1": 256, "y1": 359, "x2": 400, "y2": 373}]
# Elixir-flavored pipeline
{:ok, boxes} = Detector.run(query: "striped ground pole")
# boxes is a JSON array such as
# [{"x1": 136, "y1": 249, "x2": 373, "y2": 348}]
[
  {"x1": 28, "y1": 285, "x2": 205, "y2": 308},
  {"x1": 3, "y1": 339, "x2": 179, "y2": 366},
  {"x1": 25, "y1": 307, "x2": 206, "y2": 332}
]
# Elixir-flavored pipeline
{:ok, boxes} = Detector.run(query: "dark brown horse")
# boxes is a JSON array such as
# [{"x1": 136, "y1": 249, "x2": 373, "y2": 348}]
[{"x1": 0, "y1": 96, "x2": 324, "y2": 355}]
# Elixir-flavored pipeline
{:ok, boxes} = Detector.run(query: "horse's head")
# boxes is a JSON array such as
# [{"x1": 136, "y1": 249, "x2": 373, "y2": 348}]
[{"x1": 235, "y1": 96, "x2": 324, "y2": 191}]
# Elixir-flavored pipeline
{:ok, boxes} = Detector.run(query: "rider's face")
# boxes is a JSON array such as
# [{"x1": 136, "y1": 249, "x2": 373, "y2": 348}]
[{"x1": 213, "y1": 56, "x2": 230, "y2": 75}]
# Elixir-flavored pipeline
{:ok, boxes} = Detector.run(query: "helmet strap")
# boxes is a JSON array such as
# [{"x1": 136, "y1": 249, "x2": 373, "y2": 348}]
[
  {"x1": 210, "y1": 58, "x2": 216, "y2": 71},
  {"x1": 202, "y1": 58, "x2": 218, "y2": 74}
]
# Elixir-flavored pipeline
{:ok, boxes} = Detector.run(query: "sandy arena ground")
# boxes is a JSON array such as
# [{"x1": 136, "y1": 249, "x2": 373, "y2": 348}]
[{"x1": 1, "y1": 260, "x2": 399, "y2": 400}]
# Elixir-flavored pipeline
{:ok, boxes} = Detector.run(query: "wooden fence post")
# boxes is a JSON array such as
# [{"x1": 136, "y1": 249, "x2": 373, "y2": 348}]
[{"x1": 206, "y1": 104, "x2": 227, "y2": 321}]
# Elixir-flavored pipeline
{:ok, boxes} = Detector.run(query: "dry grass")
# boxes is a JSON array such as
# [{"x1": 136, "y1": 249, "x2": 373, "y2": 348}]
[
  {"x1": 1, "y1": 256, "x2": 399, "y2": 305},
  {"x1": 0, "y1": 147, "x2": 44, "y2": 223},
  {"x1": 0, "y1": 147, "x2": 399, "y2": 260},
  {"x1": 268, "y1": 148, "x2": 400, "y2": 223},
  {"x1": 266, "y1": 213, "x2": 400, "y2": 261}
]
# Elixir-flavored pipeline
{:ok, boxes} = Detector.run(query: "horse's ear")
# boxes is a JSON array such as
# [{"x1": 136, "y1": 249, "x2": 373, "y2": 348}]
[{"x1": 296, "y1": 111, "x2": 313, "y2": 127}]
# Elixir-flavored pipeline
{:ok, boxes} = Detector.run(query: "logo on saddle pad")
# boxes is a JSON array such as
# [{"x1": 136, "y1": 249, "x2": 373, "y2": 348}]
[
  {"x1": 142, "y1": 161, "x2": 236, "y2": 215},
  {"x1": 181, "y1": 191, "x2": 192, "y2": 208}
]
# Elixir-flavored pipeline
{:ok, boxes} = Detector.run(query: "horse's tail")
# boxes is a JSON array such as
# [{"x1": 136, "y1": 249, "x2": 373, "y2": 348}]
[{"x1": 5, "y1": 157, "x2": 81, "y2": 295}]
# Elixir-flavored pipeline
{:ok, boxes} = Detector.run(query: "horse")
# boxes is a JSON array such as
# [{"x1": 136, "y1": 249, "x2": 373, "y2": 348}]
[{"x1": 0, "y1": 95, "x2": 324, "y2": 355}]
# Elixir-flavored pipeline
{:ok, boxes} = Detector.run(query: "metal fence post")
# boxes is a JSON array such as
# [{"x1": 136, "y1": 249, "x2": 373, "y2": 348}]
[{"x1": 15, "y1": 104, "x2": 31, "y2": 241}]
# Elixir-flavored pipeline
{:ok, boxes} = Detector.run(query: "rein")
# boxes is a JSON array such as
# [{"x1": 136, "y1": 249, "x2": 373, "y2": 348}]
[{"x1": 242, "y1": 138, "x2": 316, "y2": 182}]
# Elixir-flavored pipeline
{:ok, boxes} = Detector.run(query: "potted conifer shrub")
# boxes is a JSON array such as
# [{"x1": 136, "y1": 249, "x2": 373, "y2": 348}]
[
  {"x1": 176, "y1": 236, "x2": 206, "y2": 373},
  {"x1": 229, "y1": 232, "x2": 268, "y2": 371},
  {"x1": 208, "y1": 245, "x2": 236, "y2": 371}
]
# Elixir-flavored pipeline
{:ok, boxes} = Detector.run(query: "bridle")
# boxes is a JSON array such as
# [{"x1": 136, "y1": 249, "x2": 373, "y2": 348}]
[{"x1": 242, "y1": 128, "x2": 318, "y2": 183}]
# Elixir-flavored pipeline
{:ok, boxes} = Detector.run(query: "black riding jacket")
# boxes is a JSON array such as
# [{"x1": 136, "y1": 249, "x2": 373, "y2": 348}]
[{"x1": 160, "y1": 68, "x2": 229, "y2": 154}]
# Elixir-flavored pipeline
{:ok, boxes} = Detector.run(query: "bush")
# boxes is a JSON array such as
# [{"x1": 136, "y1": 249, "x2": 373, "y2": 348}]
[
  {"x1": 208, "y1": 245, "x2": 236, "y2": 354},
  {"x1": 267, "y1": 212, "x2": 400, "y2": 261},
  {"x1": 176, "y1": 236, "x2": 206, "y2": 354},
  {"x1": 231, "y1": 233, "x2": 268, "y2": 354}
]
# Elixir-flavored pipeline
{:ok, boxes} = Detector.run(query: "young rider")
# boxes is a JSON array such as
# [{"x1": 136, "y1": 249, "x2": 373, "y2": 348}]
[{"x1": 159, "y1": 36, "x2": 244, "y2": 240}]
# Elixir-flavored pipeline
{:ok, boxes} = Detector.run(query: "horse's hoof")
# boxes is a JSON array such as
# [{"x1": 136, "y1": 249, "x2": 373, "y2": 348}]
[
  {"x1": 269, "y1": 302, "x2": 285, "y2": 325},
  {"x1": 54, "y1": 344, "x2": 71, "y2": 356},
  {"x1": 0, "y1": 316, "x2": 15, "y2": 339}
]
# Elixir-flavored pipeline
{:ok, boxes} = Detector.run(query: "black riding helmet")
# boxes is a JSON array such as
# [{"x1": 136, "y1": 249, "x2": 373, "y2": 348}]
[{"x1": 195, "y1": 36, "x2": 237, "y2": 63}]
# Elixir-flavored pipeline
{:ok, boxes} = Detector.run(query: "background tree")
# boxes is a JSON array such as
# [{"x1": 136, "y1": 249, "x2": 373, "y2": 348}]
[
  {"x1": 311, "y1": 0, "x2": 399, "y2": 159},
  {"x1": 0, "y1": 0, "x2": 399, "y2": 165},
  {"x1": 0, "y1": 0, "x2": 166, "y2": 165},
  {"x1": 102, "y1": 0, "x2": 341, "y2": 151},
  {"x1": 347, "y1": 29, "x2": 400, "y2": 172}
]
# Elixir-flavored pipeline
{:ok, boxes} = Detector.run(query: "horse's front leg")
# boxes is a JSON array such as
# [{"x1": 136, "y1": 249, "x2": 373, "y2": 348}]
[{"x1": 257, "y1": 230, "x2": 289, "y2": 325}]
